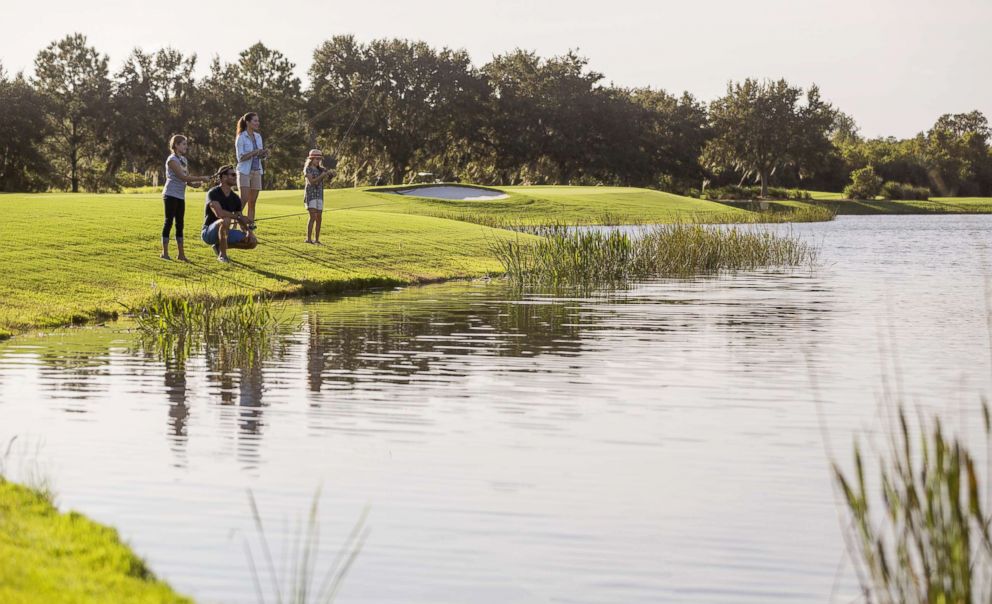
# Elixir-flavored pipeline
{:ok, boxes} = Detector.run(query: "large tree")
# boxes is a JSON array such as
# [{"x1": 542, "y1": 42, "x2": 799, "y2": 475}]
[
  {"x1": 109, "y1": 48, "x2": 199, "y2": 184},
  {"x1": 628, "y1": 88, "x2": 710, "y2": 189},
  {"x1": 310, "y1": 37, "x2": 485, "y2": 185},
  {"x1": 198, "y1": 43, "x2": 304, "y2": 187},
  {"x1": 482, "y1": 50, "x2": 605, "y2": 184},
  {"x1": 0, "y1": 65, "x2": 50, "y2": 191},
  {"x1": 920, "y1": 111, "x2": 991, "y2": 196},
  {"x1": 33, "y1": 33, "x2": 111, "y2": 192},
  {"x1": 704, "y1": 78, "x2": 836, "y2": 197}
]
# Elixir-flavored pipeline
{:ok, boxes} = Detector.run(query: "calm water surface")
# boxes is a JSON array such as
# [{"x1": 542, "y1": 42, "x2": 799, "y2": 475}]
[{"x1": 2, "y1": 215, "x2": 991, "y2": 603}]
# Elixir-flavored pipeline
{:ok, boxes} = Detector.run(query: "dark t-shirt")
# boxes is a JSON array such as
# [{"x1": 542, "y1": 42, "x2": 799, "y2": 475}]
[{"x1": 203, "y1": 186, "x2": 242, "y2": 229}]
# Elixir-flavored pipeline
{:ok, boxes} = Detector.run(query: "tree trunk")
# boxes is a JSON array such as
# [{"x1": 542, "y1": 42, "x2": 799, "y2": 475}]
[
  {"x1": 70, "y1": 147, "x2": 79, "y2": 193},
  {"x1": 70, "y1": 121, "x2": 79, "y2": 193},
  {"x1": 758, "y1": 169, "x2": 769, "y2": 198},
  {"x1": 391, "y1": 160, "x2": 405, "y2": 185}
]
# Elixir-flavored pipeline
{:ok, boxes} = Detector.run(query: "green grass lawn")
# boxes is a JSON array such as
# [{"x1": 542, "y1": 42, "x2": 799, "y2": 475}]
[
  {"x1": 808, "y1": 190, "x2": 844, "y2": 200},
  {"x1": 0, "y1": 186, "x2": 745, "y2": 336},
  {"x1": 806, "y1": 191, "x2": 992, "y2": 212},
  {"x1": 359, "y1": 184, "x2": 747, "y2": 225},
  {"x1": 0, "y1": 479, "x2": 190, "y2": 603}
]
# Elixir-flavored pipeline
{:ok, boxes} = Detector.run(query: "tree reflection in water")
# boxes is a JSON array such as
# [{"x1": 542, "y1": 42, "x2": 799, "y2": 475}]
[{"x1": 2, "y1": 276, "x2": 833, "y2": 467}]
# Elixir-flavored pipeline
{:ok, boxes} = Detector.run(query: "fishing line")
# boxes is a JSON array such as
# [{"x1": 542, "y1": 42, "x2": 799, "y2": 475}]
[
  {"x1": 329, "y1": 83, "x2": 376, "y2": 160},
  {"x1": 251, "y1": 201, "x2": 399, "y2": 223}
]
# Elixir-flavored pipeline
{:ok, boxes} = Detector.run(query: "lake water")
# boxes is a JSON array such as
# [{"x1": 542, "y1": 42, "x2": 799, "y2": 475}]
[{"x1": 2, "y1": 215, "x2": 991, "y2": 603}]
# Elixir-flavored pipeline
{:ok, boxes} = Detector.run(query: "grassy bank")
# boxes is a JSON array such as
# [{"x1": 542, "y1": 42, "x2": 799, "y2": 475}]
[
  {"x1": 807, "y1": 191, "x2": 992, "y2": 213},
  {"x1": 0, "y1": 186, "x2": 753, "y2": 337},
  {"x1": 0, "y1": 479, "x2": 190, "y2": 603}
]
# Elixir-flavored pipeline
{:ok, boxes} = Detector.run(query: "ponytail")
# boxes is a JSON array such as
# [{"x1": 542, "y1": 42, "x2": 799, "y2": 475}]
[{"x1": 236, "y1": 112, "x2": 257, "y2": 138}]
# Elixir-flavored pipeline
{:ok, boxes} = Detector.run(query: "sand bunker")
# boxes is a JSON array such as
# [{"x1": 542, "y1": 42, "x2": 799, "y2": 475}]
[{"x1": 387, "y1": 185, "x2": 509, "y2": 201}]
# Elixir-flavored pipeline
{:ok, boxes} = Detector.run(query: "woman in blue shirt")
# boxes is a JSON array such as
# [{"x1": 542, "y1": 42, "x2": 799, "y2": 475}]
[{"x1": 235, "y1": 112, "x2": 269, "y2": 227}]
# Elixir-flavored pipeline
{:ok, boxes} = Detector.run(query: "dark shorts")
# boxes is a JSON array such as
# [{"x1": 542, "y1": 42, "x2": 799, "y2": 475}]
[{"x1": 201, "y1": 221, "x2": 248, "y2": 246}]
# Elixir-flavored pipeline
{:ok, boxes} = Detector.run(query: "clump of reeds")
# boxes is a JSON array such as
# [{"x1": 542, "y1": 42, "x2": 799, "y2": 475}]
[
  {"x1": 132, "y1": 293, "x2": 276, "y2": 336},
  {"x1": 490, "y1": 222, "x2": 817, "y2": 289},
  {"x1": 834, "y1": 403, "x2": 992, "y2": 603},
  {"x1": 128, "y1": 292, "x2": 283, "y2": 368},
  {"x1": 695, "y1": 205, "x2": 836, "y2": 224},
  {"x1": 244, "y1": 489, "x2": 370, "y2": 604}
]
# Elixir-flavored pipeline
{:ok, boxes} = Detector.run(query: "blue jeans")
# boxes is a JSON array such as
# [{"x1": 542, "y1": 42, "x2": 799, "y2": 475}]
[{"x1": 201, "y1": 221, "x2": 247, "y2": 246}]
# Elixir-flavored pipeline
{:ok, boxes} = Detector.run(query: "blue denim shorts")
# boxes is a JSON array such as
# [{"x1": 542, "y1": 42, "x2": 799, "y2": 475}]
[{"x1": 201, "y1": 221, "x2": 248, "y2": 246}]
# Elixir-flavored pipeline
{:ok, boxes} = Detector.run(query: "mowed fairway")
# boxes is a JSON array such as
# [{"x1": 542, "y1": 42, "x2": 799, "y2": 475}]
[
  {"x1": 0, "y1": 185, "x2": 735, "y2": 335},
  {"x1": 362, "y1": 185, "x2": 746, "y2": 224}
]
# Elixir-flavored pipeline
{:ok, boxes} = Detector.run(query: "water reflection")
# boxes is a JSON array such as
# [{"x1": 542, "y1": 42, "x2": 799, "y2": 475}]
[
  {"x1": 0, "y1": 271, "x2": 847, "y2": 603},
  {"x1": 164, "y1": 357, "x2": 189, "y2": 464},
  {"x1": 301, "y1": 290, "x2": 589, "y2": 394},
  {"x1": 3, "y1": 275, "x2": 837, "y2": 440}
]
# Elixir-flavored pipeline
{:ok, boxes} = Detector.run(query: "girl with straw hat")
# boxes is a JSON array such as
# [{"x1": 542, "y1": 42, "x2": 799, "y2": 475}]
[{"x1": 303, "y1": 149, "x2": 334, "y2": 244}]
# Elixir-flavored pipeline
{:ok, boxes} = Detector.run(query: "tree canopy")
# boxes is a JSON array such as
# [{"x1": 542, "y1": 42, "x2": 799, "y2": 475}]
[{"x1": 1, "y1": 33, "x2": 990, "y2": 198}]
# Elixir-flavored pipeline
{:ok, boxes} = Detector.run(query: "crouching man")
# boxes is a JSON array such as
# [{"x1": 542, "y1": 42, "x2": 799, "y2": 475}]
[{"x1": 201, "y1": 165, "x2": 258, "y2": 263}]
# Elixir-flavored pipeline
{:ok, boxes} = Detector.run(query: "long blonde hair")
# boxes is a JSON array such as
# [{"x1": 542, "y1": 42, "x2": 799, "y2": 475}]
[{"x1": 303, "y1": 156, "x2": 324, "y2": 176}]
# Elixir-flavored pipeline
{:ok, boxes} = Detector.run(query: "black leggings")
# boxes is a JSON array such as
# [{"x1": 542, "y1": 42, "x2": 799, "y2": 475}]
[{"x1": 162, "y1": 195, "x2": 186, "y2": 240}]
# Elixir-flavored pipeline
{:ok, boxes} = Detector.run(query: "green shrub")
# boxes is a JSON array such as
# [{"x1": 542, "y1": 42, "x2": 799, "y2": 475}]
[
  {"x1": 880, "y1": 181, "x2": 930, "y2": 200},
  {"x1": 115, "y1": 171, "x2": 149, "y2": 189},
  {"x1": 843, "y1": 166, "x2": 883, "y2": 200}
]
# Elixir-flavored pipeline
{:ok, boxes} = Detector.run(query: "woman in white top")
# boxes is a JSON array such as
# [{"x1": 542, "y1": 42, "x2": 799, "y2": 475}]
[{"x1": 235, "y1": 112, "x2": 269, "y2": 226}]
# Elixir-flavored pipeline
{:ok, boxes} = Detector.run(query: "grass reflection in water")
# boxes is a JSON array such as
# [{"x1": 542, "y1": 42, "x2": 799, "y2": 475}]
[{"x1": 127, "y1": 292, "x2": 290, "y2": 371}]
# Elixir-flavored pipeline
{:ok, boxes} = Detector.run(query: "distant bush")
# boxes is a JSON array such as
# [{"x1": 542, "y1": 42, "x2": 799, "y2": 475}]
[
  {"x1": 703, "y1": 185, "x2": 811, "y2": 201},
  {"x1": 843, "y1": 166, "x2": 883, "y2": 200},
  {"x1": 880, "y1": 181, "x2": 930, "y2": 200},
  {"x1": 115, "y1": 171, "x2": 149, "y2": 189}
]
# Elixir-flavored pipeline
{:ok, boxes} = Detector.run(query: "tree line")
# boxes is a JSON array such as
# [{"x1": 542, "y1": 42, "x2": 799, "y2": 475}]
[{"x1": 2, "y1": 33, "x2": 990, "y2": 197}]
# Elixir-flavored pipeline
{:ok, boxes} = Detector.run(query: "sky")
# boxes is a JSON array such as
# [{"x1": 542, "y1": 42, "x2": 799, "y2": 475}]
[{"x1": 2, "y1": 0, "x2": 989, "y2": 139}]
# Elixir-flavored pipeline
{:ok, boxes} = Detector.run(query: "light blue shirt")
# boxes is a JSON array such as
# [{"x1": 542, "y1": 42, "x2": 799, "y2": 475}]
[{"x1": 236, "y1": 131, "x2": 264, "y2": 175}]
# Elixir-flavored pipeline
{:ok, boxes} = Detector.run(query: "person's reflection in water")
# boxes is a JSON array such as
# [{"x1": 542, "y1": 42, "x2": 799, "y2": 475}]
[
  {"x1": 306, "y1": 313, "x2": 326, "y2": 394},
  {"x1": 237, "y1": 362, "x2": 265, "y2": 468},
  {"x1": 163, "y1": 357, "x2": 189, "y2": 467}
]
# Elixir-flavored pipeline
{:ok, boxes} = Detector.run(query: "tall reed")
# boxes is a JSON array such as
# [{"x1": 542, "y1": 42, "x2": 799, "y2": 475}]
[
  {"x1": 490, "y1": 222, "x2": 817, "y2": 289},
  {"x1": 244, "y1": 489, "x2": 370, "y2": 604},
  {"x1": 834, "y1": 404, "x2": 992, "y2": 603}
]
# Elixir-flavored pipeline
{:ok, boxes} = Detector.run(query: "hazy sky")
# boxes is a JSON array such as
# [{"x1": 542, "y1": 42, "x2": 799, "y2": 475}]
[{"x1": 3, "y1": 0, "x2": 989, "y2": 138}]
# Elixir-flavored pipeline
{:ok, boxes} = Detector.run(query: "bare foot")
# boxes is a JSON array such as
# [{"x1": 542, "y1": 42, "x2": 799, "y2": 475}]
[
  {"x1": 177, "y1": 255, "x2": 190, "y2": 262},
  {"x1": 313, "y1": 240, "x2": 323, "y2": 246},
  {"x1": 160, "y1": 253, "x2": 171, "y2": 260},
  {"x1": 304, "y1": 239, "x2": 313, "y2": 244}
]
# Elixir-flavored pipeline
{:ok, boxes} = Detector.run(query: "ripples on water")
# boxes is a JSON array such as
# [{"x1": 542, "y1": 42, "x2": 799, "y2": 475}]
[{"x1": 2, "y1": 215, "x2": 992, "y2": 603}]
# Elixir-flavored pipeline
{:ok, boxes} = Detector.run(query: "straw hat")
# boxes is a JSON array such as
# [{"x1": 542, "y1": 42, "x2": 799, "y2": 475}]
[{"x1": 307, "y1": 149, "x2": 323, "y2": 159}]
